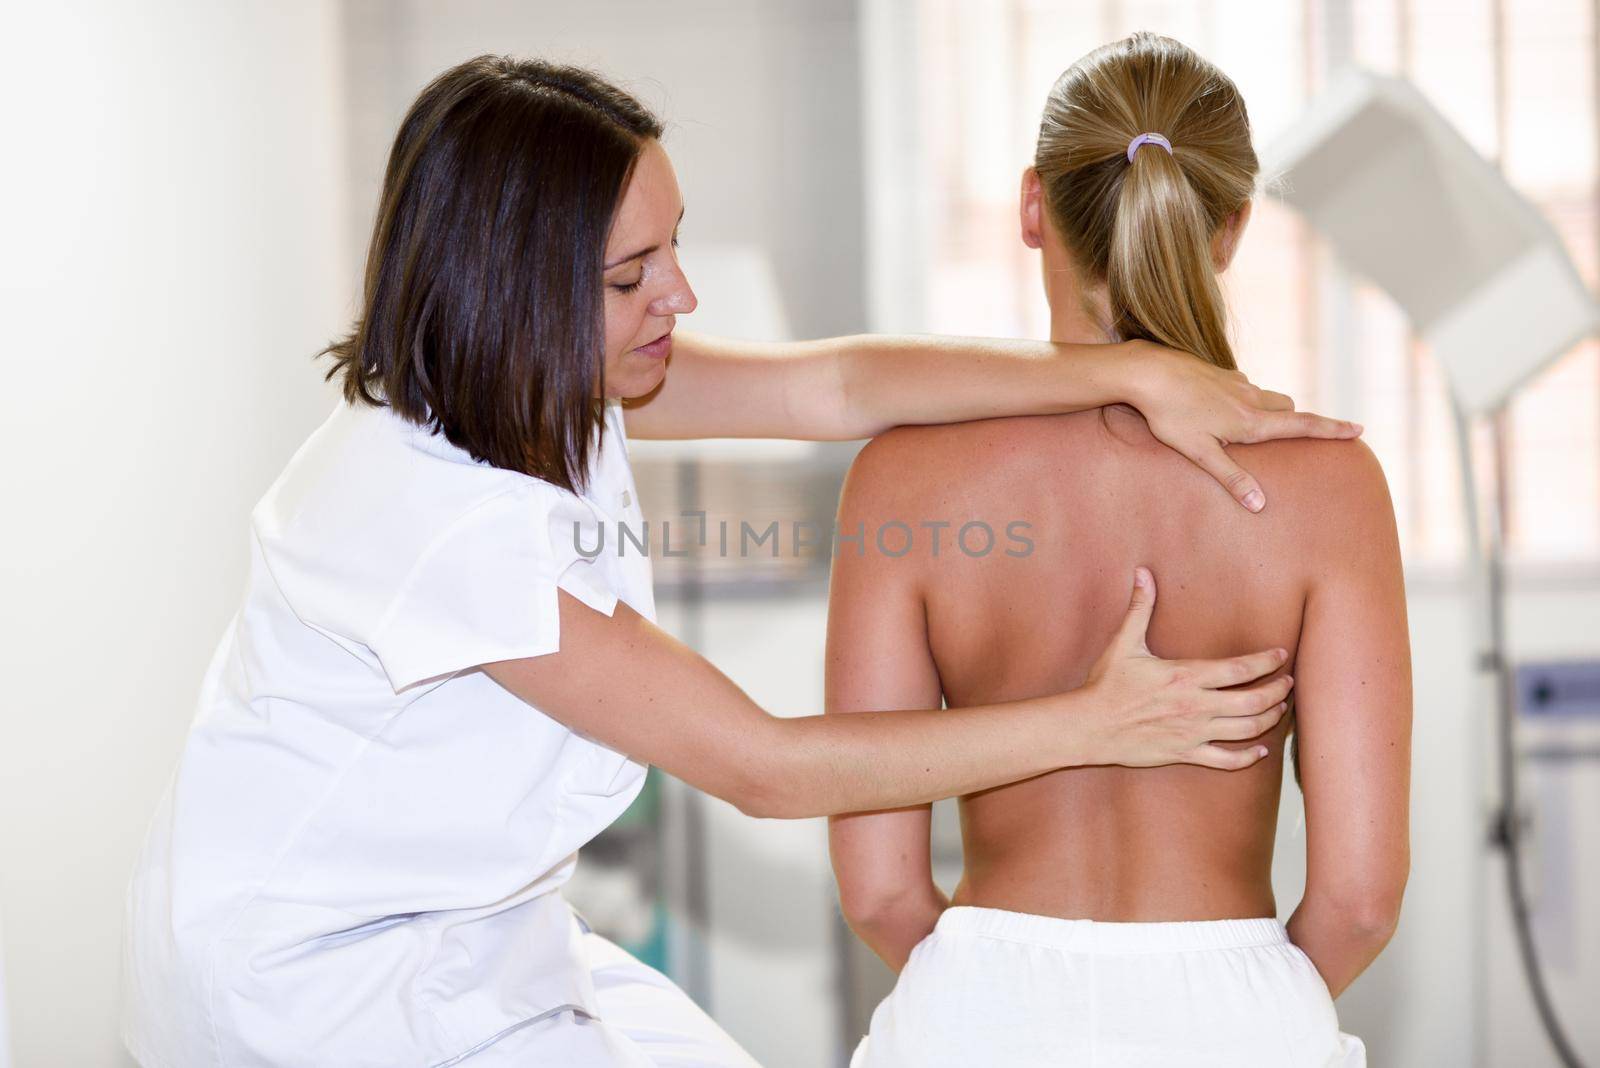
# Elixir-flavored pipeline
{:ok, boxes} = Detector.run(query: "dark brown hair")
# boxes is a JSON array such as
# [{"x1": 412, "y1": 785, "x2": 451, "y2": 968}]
[
  {"x1": 319, "y1": 55, "x2": 662, "y2": 493},
  {"x1": 1034, "y1": 32, "x2": 1259, "y2": 371}
]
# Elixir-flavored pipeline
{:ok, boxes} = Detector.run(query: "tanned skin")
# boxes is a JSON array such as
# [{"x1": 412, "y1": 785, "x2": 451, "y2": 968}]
[{"x1": 827, "y1": 401, "x2": 1411, "y2": 999}]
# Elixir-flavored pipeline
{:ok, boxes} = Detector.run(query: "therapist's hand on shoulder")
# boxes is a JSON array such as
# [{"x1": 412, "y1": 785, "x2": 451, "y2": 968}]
[{"x1": 1129, "y1": 341, "x2": 1362, "y2": 514}]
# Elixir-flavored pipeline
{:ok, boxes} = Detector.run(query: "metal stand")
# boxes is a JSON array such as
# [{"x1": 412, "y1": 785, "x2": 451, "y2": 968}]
[
  {"x1": 1452, "y1": 397, "x2": 1586, "y2": 1068},
  {"x1": 661, "y1": 457, "x2": 714, "y2": 1009}
]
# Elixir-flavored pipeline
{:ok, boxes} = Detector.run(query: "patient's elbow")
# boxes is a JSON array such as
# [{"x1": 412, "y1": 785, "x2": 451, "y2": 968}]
[
  {"x1": 1348, "y1": 896, "x2": 1403, "y2": 942},
  {"x1": 837, "y1": 883, "x2": 902, "y2": 932},
  {"x1": 837, "y1": 877, "x2": 941, "y2": 936},
  {"x1": 1367, "y1": 867, "x2": 1409, "y2": 938},
  {"x1": 1310, "y1": 877, "x2": 1408, "y2": 943}
]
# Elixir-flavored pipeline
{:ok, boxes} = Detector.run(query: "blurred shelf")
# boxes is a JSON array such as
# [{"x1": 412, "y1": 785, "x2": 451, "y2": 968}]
[{"x1": 629, "y1": 442, "x2": 861, "y2": 598}]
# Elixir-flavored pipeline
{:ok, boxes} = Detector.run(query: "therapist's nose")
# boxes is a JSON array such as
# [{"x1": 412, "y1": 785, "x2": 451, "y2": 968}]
[{"x1": 652, "y1": 264, "x2": 697, "y2": 316}]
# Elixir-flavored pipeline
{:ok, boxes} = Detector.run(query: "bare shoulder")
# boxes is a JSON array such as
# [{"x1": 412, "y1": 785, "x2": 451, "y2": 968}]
[
  {"x1": 1231, "y1": 435, "x2": 1397, "y2": 537},
  {"x1": 842, "y1": 414, "x2": 1082, "y2": 510}
]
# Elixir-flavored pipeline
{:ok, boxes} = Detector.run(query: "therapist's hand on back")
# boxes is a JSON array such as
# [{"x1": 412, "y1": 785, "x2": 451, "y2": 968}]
[
  {"x1": 1075, "y1": 565, "x2": 1289, "y2": 770},
  {"x1": 481, "y1": 566, "x2": 1287, "y2": 819}
]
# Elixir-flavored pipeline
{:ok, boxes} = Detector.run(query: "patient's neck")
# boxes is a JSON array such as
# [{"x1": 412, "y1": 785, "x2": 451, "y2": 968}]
[
  {"x1": 1048, "y1": 302, "x2": 1112, "y2": 346},
  {"x1": 1047, "y1": 284, "x2": 1149, "y2": 433},
  {"x1": 1045, "y1": 268, "x2": 1115, "y2": 346}
]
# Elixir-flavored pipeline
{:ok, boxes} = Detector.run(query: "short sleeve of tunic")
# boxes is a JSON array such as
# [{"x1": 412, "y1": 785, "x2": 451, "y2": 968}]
[{"x1": 367, "y1": 483, "x2": 617, "y2": 693}]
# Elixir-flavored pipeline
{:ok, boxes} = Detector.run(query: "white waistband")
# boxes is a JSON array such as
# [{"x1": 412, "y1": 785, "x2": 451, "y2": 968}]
[{"x1": 936, "y1": 905, "x2": 1288, "y2": 954}]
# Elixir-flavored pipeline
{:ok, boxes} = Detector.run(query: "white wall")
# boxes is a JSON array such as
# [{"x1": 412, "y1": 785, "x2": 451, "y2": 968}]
[
  {"x1": 0, "y1": 908, "x2": 10, "y2": 1068},
  {"x1": 0, "y1": 3, "x2": 351, "y2": 1064},
  {"x1": 339, "y1": 0, "x2": 867, "y2": 341}
]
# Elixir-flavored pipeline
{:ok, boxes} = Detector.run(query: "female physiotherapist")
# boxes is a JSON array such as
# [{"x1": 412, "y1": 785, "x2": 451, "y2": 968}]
[{"x1": 122, "y1": 56, "x2": 1351, "y2": 1068}]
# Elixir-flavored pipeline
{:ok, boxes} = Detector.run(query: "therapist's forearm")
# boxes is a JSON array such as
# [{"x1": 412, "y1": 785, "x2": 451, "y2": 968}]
[
  {"x1": 829, "y1": 333, "x2": 1150, "y2": 439},
  {"x1": 738, "y1": 695, "x2": 1095, "y2": 819}
]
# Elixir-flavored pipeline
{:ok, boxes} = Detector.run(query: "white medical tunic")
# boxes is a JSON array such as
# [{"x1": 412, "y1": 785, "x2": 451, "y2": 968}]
[{"x1": 122, "y1": 395, "x2": 656, "y2": 1067}]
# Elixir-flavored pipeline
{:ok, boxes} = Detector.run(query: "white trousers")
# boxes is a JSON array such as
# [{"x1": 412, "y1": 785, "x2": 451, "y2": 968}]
[
  {"x1": 851, "y1": 906, "x2": 1366, "y2": 1068},
  {"x1": 454, "y1": 933, "x2": 759, "y2": 1067}
]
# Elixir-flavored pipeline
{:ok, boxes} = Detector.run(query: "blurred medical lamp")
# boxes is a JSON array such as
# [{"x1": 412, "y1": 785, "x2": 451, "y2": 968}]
[{"x1": 1265, "y1": 70, "x2": 1599, "y2": 1068}]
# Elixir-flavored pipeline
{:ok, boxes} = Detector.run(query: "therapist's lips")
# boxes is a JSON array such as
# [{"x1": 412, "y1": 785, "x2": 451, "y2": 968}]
[{"x1": 633, "y1": 330, "x2": 673, "y2": 359}]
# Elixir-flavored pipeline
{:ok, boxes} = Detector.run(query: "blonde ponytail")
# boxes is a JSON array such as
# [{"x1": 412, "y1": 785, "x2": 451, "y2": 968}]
[{"x1": 1035, "y1": 32, "x2": 1258, "y2": 371}]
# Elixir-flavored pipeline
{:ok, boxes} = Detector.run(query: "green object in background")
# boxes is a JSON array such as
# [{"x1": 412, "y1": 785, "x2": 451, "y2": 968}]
[
  {"x1": 603, "y1": 767, "x2": 670, "y2": 973},
  {"x1": 631, "y1": 899, "x2": 672, "y2": 975},
  {"x1": 613, "y1": 763, "x2": 661, "y2": 828}
]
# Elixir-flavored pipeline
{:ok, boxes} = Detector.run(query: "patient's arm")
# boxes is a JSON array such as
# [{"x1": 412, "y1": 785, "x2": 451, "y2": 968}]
[
  {"x1": 1286, "y1": 440, "x2": 1412, "y2": 998},
  {"x1": 825, "y1": 444, "x2": 949, "y2": 972}
]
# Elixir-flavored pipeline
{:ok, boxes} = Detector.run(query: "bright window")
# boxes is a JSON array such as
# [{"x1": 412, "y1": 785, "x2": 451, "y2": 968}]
[{"x1": 867, "y1": 0, "x2": 1600, "y2": 566}]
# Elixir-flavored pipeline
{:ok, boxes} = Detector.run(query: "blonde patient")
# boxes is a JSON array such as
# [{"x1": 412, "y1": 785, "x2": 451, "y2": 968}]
[{"x1": 827, "y1": 32, "x2": 1410, "y2": 1067}]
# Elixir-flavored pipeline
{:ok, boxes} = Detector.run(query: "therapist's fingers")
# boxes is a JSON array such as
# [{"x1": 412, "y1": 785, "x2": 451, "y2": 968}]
[
  {"x1": 1205, "y1": 675, "x2": 1294, "y2": 720},
  {"x1": 1207, "y1": 702, "x2": 1290, "y2": 742},
  {"x1": 1186, "y1": 743, "x2": 1273, "y2": 771},
  {"x1": 1177, "y1": 647, "x2": 1289, "y2": 691},
  {"x1": 1103, "y1": 566, "x2": 1157, "y2": 661},
  {"x1": 1185, "y1": 439, "x2": 1268, "y2": 513},
  {"x1": 1246, "y1": 409, "x2": 1363, "y2": 443},
  {"x1": 1255, "y1": 389, "x2": 1296, "y2": 411}
]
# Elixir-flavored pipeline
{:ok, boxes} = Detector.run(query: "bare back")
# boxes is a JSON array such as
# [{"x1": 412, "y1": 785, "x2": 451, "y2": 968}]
[{"x1": 862, "y1": 403, "x2": 1355, "y2": 922}]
